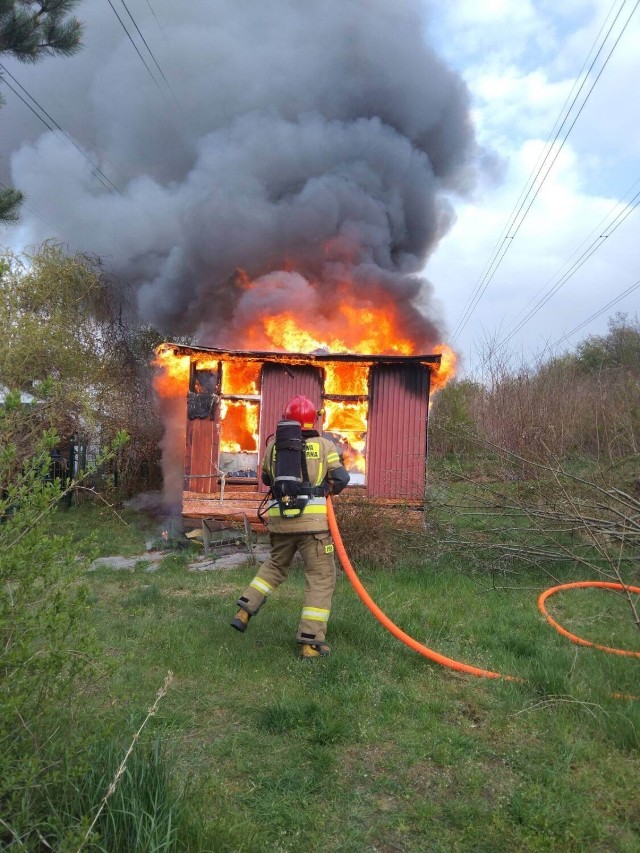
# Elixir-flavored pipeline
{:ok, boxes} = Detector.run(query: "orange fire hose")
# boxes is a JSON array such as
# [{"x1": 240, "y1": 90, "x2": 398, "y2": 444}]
[
  {"x1": 327, "y1": 498, "x2": 517, "y2": 681},
  {"x1": 327, "y1": 498, "x2": 640, "y2": 685},
  {"x1": 538, "y1": 581, "x2": 640, "y2": 658}
]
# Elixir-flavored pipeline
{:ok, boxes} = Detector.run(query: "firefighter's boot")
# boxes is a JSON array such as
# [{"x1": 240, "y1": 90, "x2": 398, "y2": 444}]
[
  {"x1": 231, "y1": 609, "x2": 251, "y2": 633},
  {"x1": 299, "y1": 641, "x2": 331, "y2": 659}
]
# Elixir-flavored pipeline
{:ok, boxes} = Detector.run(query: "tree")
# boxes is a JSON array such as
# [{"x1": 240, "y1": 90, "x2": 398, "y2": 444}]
[
  {"x1": 0, "y1": 244, "x2": 116, "y2": 418},
  {"x1": 0, "y1": 0, "x2": 83, "y2": 223},
  {"x1": 575, "y1": 312, "x2": 640, "y2": 374},
  {"x1": 0, "y1": 243, "x2": 164, "y2": 492}
]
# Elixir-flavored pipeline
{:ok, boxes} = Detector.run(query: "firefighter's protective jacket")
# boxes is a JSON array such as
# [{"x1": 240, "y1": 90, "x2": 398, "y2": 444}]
[{"x1": 262, "y1": 430, "x2": 349, "y2": 533}]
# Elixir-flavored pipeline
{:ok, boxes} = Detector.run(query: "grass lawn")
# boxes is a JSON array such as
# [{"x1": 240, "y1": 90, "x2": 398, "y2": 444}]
[{"x1": 70, "y1": 502, "x2": 640, "y2": 852}]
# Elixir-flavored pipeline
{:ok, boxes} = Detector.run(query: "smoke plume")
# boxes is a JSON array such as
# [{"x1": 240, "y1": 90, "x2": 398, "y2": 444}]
[{"x1": 2, "y1": 0, "x2": 482, "y2": 349}]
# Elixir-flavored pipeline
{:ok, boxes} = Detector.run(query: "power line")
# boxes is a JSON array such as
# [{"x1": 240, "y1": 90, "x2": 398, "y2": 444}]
[
  {"x1": 550, "y1": 278, "x2": 640, "y2": 350},
  {"x1": 118, "y1": 0, "x2": 176, "y2": 97},
  {"x1": 0, "y1": 63, "x2": 123, "y2": 195},
  {"x1": 503, "y1": 176, "x2": 640, "y2": 328},
  {"x1": 496, "y1": 181, "x2": 640, "y2": 347},
  {"x1": 105, "y1": 0, "x2": 163, "y2": 91},
  {"x1": 449, "y1": 0, "x2": 631, "y2": 342},
  {"x1": 449, "y1": 0, "x2": 639, "y2": 344},
  {"x1": 0, "y1": 179, "x2": 64, "y2": 234},
  {"x1": 143, "y1": 0, "x2": 169, "y2": 43},
  {"x1": 106, "y1": 0, "x2": 181, "y2": 107}
]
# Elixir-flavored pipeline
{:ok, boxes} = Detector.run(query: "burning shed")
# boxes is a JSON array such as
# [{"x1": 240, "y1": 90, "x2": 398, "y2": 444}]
[{"x1": 155, "y1": 343, "x2": 447, "y2": 529}]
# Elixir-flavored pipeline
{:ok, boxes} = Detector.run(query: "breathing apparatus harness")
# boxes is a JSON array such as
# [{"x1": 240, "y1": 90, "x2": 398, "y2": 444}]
[{"x1": 258, "y1": 419, "x2": 324, "y2": 523}]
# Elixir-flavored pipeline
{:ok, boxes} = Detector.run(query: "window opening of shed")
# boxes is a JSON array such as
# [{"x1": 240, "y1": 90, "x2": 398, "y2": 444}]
[
  {"x1": 218, "y1": 361, "x2": 261, "y2": 478},
  {"x1": 322, "y1": 362, "x2": 370, "y2": 486}
]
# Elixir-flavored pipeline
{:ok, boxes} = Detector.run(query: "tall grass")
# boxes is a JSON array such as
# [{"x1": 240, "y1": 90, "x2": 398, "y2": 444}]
[
  {"x1": 430, "y1": 317, "x2": 640, "y2": 464},
  {"x1": 70, "y1": 737, "x2": 206, "y2": 853},
  {"x1": 0, "y1": 723, "x2": 215, "y2": 852}
]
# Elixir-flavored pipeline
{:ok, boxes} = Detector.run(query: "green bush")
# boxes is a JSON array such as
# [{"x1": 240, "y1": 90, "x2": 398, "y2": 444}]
[{"x1": 0, "y1": 392, "x2": 130, "y2": 847}]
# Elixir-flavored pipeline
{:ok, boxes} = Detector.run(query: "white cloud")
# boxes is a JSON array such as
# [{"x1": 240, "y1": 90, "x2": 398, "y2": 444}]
[{"x1": 425, "y1": 0, "x2": 640, "y2": 376}]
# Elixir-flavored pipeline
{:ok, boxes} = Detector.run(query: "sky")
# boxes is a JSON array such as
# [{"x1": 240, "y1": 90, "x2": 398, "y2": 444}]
[
  {"x1": 427, "y1": 0, "x2": 640, "y2": 376},
  {"x1": 1, "y1": 0, "x2": 639, "y2": 379}
]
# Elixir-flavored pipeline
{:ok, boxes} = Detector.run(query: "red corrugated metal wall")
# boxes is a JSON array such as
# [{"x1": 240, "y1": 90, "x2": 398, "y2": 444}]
[
  {"x1": 183, "y1": 357, "x2": 432, "y2": 500},
  {"x1": 366, "y1": 363, "x2": 430, "y2": 499},
  {"x1": 258, "y1": 363, "x2": 324, "y2": 492}
]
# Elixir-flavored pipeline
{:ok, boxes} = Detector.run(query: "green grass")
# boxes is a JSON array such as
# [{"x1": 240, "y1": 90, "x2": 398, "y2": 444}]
[
  {"x1": 70, "y1": 507, "x2": 640, "y2": 853},
  {"x1": 47, "y1": 736, "x2": 211, "y2": 852},
  {"x1": 57, "y1": 500, "x2": 167, "y2": 558}
]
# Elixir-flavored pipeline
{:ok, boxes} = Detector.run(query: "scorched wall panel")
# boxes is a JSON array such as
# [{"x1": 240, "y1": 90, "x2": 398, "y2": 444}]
[{"x1": 184, "y1": 416, "x2": 220, "y2": 494}]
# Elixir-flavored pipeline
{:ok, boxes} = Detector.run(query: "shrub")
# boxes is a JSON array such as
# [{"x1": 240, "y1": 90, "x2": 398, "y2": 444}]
[
  {"x1": 0, "y1": 392, "x2": 129, "y2": 847},
  {"x1": 333, "y1": 495, "x2": 418, "y2": 570}
]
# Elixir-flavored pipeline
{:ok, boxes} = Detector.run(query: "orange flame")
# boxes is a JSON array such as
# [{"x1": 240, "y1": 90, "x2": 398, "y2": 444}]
[
  {"x1": 153, "y1": 282, "x2": 457, "y2": 488},
  {"x1": 324, "y1": 362, "x2": 371, "y2": 396},
  {"x1": 240, "y1": 280, "x2": 417, "y2": 355},
  {"x1": 221, "y1": 360, "x2": 260, "y2": 395},
  {"x1": 324, "y1": 399, "x2": 367, "y2": 473},
  {"x1": 153, "y1": 345, "x2": 190, "y2": 397},
  {"x1": 219, "y1": 400, "x2": 259, "y2": 453},
  {"x1": 430, "y1": 344, "x2": 457, "y2": 392}
]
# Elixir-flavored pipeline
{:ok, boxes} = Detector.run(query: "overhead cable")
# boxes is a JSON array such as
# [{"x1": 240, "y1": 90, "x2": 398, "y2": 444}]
[
  {"x1": 143, "y1": 0, "x2": 169, "y2": 42},
  {"x1": 496, "y1": 181, "x2": 640, "y2": 347},
  {"x1": 551, "y1": 279, "x2": 640, "y2": 350},
  {"x1": 105, "y1": 0, "x2": 163, "y2": 91},
  {"x1": 106, "y1": 0, "x2": 181, "y2": 107},
  {"x1": 449, "y1": 0, "x2": 639, "y2": 343},
  {"x1": 118, "y1": 0, "x2": 178, "y2": 100},
  {"x1": 0, "y1": 63, "x2": 123, "y2": 195}
]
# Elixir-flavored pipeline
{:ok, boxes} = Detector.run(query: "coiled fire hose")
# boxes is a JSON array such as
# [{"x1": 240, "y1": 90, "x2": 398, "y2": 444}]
[{"x1": 326, "y1": 498, "x2": 640, "y2": 685}]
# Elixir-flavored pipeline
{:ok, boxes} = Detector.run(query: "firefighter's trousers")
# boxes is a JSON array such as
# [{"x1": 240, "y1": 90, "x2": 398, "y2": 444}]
[{"x1": 237, "y1": 531, "x2": 336, "y2": 644}]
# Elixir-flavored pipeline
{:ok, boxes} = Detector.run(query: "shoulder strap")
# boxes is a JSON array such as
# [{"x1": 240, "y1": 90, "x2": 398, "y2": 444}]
[{"x1": 300, "y1": 440, "x2": 310, "y2": 485}]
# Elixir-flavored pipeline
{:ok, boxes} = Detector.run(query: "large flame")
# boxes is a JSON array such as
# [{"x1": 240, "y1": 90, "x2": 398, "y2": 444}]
[
  {"x1": 324, "y1": 362, "x2": 370, "y2": 396},
  {"x1": 321, "y1": 363, "x2": 370, "y2": 473},
  {"x1": 221, "y1": 360, "x2": 260, "y2": 395},
  {"x1": 153, "y1": 284, "x2": 457, "y2": 491},
  {"x1": 240, "y1": 280, "x2": 416, "y2": 355},
  {"x1": 323, "y1": 399, "x2": 367, "y2": 473}
]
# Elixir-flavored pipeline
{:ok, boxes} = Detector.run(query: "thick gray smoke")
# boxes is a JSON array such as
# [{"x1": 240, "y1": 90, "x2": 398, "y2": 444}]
[{"x1": 2, "y1": 0, "x2": 482, "y2": 350}]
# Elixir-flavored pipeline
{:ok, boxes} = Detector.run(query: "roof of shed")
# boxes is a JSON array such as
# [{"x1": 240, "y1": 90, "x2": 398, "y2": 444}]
[{"x1": 162, "y1": 343, "x2": 442, "y2": 367}]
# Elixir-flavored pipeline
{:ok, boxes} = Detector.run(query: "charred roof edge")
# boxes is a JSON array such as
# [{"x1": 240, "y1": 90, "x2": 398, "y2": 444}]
[{"x1": 160, "y1": 342, "x2": 442, "y2": 366}]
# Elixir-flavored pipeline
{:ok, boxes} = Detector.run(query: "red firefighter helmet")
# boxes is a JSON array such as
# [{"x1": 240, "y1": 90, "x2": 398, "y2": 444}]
[{"x1": 283, "y1": 395, "x2": 318, "y2": 430}]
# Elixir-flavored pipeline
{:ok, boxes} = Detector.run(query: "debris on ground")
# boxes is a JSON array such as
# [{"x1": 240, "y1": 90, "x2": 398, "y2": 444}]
[
  {"x1": 188, "y1": 545, "x2": 270, "y2": 572},
  {"x1": 87, "y1": 544, "x2": 270, "y2": 573},
  {"x1": 88, "y1": 552, "x2": 167, "y2": 572}
]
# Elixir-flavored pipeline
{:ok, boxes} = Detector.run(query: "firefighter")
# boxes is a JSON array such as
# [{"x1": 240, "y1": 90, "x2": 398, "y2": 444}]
[{"x1": 231, "y1": 395, "x2": 350, "y2": 658}]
